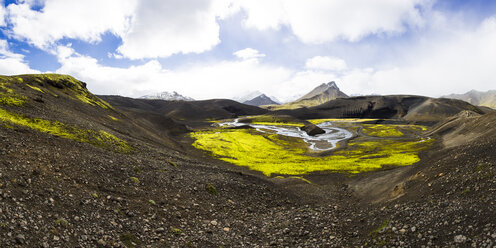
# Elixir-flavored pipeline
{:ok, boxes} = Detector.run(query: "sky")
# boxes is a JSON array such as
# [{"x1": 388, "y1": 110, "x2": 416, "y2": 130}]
[{"x1": 0, "y1": 0, "x2": 496, "y2": 102}]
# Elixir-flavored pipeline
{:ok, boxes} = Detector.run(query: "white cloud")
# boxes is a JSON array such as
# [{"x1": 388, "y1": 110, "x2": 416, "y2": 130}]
[
  {"x1": 4, "y1": 0, "x2": 431, "y2": 59},
  {"x1": 0, "y1": 0, "x2": 6, "y2": 26},
  {"x1": 55, "y1": 47, "x2": 296, "y2": 100},
  {"x1": 335, "y1": 16, "x2": 496, "y2": 96},
  {"x1": 0, "y1": 40, "x2": 40, "y2": 75},
  {"x1": 236, "y1": 0, "x2": 430, "y2": 43},
  {"x1": 233, "y1": 48, "x2": 265, "y2": 60},
  {"x1": 116, "y1": 0, "x2": 237, "y2": 59},
  {"x1": 5, "y1": 0, "x2": 238, "y2": 59},
  {"x1": 305, "y1": 56, "x2": 347, "y2": 71},
  {"x1": 6, "y1": 0, "x2": 136, "y2": 49}
]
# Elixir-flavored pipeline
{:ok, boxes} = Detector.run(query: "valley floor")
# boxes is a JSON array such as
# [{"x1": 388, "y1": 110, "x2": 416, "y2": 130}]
[{"x1": 1, "y1": 116, "x2": 495, "y2": 247}]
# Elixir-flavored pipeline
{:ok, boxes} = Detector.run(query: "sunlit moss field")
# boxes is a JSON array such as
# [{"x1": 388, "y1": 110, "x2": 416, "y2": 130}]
[{"x1": 190, "y1": 119, "x2": 432, "y2": 176}]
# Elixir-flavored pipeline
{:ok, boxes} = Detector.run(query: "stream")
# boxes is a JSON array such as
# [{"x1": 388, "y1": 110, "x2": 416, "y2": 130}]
[{"x1": 219, "y1": 119, "x2": 353, "y2": 151}]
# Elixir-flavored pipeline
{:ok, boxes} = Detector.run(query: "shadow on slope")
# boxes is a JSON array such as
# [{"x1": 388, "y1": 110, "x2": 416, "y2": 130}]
[{"x1": 274, "y1": 95, "x2": 488, "y2": 124}]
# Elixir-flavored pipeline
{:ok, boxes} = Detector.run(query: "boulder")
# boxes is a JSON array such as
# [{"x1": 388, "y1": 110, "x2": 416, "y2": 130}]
[{"x1": 300, "y1": 124, "x2": 325, "y2": 136}]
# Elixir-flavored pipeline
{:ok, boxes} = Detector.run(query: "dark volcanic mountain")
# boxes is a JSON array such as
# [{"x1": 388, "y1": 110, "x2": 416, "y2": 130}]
[
  {"x1": 100, "y1": 95, "x2": 268, "y2": 122},
  {"x1": 442, "y1": 89, "x2": 496, "y2": 109},
  {"x1": 243, "y1": 94, "x2": 280, "y2": 106},
  {"x1": 275, "y1": 95, "x2": 489, "y2": 123}
]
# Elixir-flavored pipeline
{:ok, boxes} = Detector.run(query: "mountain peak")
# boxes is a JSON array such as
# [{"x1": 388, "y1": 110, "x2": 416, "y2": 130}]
[
  {"x1": 243, "y1": 93, "x2": 280, "y2": 106},
  {"x1": 326, "y1": 81, "x2": 338, "y2": 89},
  {"x1": 296, "y1": 81, "x2": 347, "y2": 102},
  {"x1": 140, "y1": 91, "x2": 194, "y2": 101}
]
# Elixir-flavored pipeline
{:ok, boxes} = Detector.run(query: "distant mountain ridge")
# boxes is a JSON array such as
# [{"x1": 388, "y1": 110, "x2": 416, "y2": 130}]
[
  {"x1": 274, "y1": 95, "x2": 490, "y2": 123},
  {"x1": 243, "y1": 94, "x2": 280, "y2": 106},
  {"x1": 442, "y1": 90, "x2": 496, "y2": 109},
  {"x1": 140, "y1": 91, "x2": 194, "y2": 101}
]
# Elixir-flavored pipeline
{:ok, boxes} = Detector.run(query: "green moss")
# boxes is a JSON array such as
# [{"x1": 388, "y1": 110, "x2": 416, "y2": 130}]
[
  {"x1": 26, "y1": 84, "x2": 44, "y2": 93},
  {"x1": 205, "y1": 183, "x2": 218, "y2": 195},
  {"x1": 108, "y1": 115, "x2": 119, "y2": 121},
  {"x1": 0, "y1": 108, "x2": 131, "y2": 153},
  {"x1": 0, "y1": 80, "x2": 27, "y2": 106},
  {"x1": 148, "y1": 199, "x2": 156, "y2": 205},
  {"x1": 239, "y1": 115, "x2": 304, "y2": 126},
  {"x1": 362, "y1": 124, "x2": 403, "y2": 137},
  {"x1": 171, "y1": 227, "x2": 182, "y2": 235},
  {"x1": 119, "y1": 233, "x2": 141, "y2": 248},
  {"x1": 369, "y1": 219, "x2": 391, "y2": 238},
  {"x1": 92, "y1": 193, "x2": 98, "y2": 198},
  {"x1": 190, "y1": 124, "x2": 432, "y2": 176},
  {"x1": 308, "y1": 118, "x2": 378, "y2": 124},
  {"x1": 55, "y1": 218, "x2": 69, "y2": 227},
  {"x1": 39, "y1": 74, "x2": 114, "y2": 109},
  {"x1": 129, "y1": 177, "x2": 139, "y2": 184},
  {"x1": 288, "y1": 176, "x2": 312, "y2": 184}
]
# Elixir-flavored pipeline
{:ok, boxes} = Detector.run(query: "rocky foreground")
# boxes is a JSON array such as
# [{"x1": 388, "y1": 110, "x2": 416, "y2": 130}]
[{"x1": 1, "y1": 111, "x2": 495, "y2": 247}]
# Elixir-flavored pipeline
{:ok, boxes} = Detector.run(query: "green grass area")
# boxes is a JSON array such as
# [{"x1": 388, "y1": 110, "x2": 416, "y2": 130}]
[
  {"x1": 26, "y1": 84, "x2": 44, "y2": 93},
  {"x1": 362, "y1": 124, "x2": 404, "y2": 137},
  {"x1": 308, "y1": 118, "x2": 378, "y2": 124},
  {"x1": 239, "y1": 115, "x2": 305, "y2": 126},
  {"x1": 0, "y1": 74, "x2": 114, "y2": 109},
  {"x1": 190, "y1": 124, "x2": 432, "y2": 176},
  {"x1": 0, "y1": 79, "x2": 27, "y2": 106},
  {"x1": 362, "y1": 124, "x2": 428, "y2": 137},
  {"x1": 29, "y1": 74, "x2": 114, "y2": 109},
  {"x1": 0, "y1": 107, "x2": 131, "y2": 153}
]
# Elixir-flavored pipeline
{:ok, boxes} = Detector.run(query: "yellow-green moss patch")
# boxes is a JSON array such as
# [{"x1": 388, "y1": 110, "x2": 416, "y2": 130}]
[
  {"x1": 26, "y1": 84, "x2": 44, "y2": 93},
  {"x1": 362, "y1": 124, "x2": 403, "y2": 137},
  {"x1": 190, "y1": 127, "x2": 432, "y2": 176},
  {"x1": 0, "y1": 80, "x2": 27, "y2": 106},
  {"x1": 239, "y1": 115, "x2": 305, "y2": 126},
  {"x1": 308, "y1": 118, "x2": 378, "y2": 125},
  {"x1": 108, "y1": 115, "x2": 119, "y2": 121},
  {"x1": 0, "y1": 108, "x2": 131, "y2": 153}
]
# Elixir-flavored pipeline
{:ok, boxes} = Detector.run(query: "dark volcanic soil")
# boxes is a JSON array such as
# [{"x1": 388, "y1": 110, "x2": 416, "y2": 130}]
[{"x1": 1, "y1": 75, "x2": 495, "y2": 247}]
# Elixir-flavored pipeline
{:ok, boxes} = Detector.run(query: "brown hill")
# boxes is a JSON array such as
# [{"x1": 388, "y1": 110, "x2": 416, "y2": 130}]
[
  {"x1": 274, "y1": 95, "x2": 488, "y2": 123},
  {"x1": 442, "y1": 89, "x2": 496, "y2": 109}
]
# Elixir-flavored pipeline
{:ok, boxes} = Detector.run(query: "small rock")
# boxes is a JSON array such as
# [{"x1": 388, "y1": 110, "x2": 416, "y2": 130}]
[
  {"x1": 97, "y1": 239, "x2": 107, "y2": 246},
  {"x1": 156, "y1": 227, "x2": 165, "y2": 233},
  {"x1": 454, "y1": 235, "x2": 467, "y2": 243},
  {"x1": 399, "y1": 228, "x2": 406, "y2": 234},
  {"x1": 329, "y1": 235, "x2": 336, "y2": 240},
  {"x1": 223, "y1": 227, "x2": 230, "y2": 232},
  {"x1": 53, "y1": 235, "x2": 60, "y2": 241},
  {"x1": 15, "y1": 234, "x2": 25, "y2": 243},
  {"x1": 210, "y1": 220, "x2": 218, "y2": 226},
  {"x1": 411, "y1": 226, "x2": 416, "y2": 232}
]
